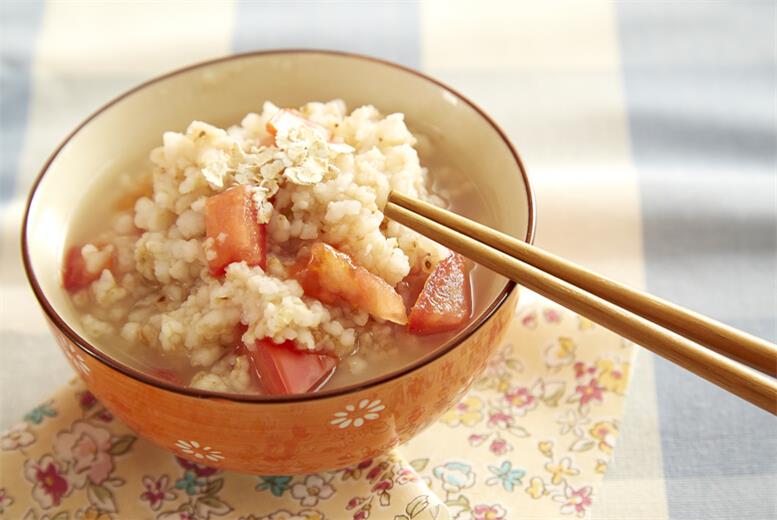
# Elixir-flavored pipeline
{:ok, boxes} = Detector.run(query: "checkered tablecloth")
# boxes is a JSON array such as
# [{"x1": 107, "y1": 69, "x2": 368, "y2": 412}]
[{"x1": 1, "y1": 1, "x2": 775, "y2": 519}]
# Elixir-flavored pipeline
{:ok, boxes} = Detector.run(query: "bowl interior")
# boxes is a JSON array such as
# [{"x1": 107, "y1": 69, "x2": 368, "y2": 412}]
[{"x1": 24, "y1": 51, "x2": 533, "y2": 395}]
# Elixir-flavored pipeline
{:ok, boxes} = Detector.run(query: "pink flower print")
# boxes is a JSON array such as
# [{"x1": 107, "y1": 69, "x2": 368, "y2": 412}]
[
  {"x1": 346, "y1": 496, "x2": 365, "y2": 510},
  {"x1": 79, "y1": 391, "x2": 97, "y2": 410},
  {"x1": 489, "y1": 438, "x2": 512, "y2": 456},
  {"x1": 0, "y1": 487, "x2": 13, "y2": 513},
  {"x1": 354, "y1": 510, "x2": 370, "y2": 520},
  {"x1": 341, "y1": 458, "x2": 373, "y2": 480},
  {"x1": 36, "y1": 464, "x2": 69, "y2": 507},
  {"x1": 543, "y1": 307, "x2": 562, "y2": 323},
  {"x1": 503, "y1": 386, "x2": 538, "y2": 415},
  {"x1": 468, "y1": 433, "x2": 489, "y2": 446},
  {"x1": 366, "y1": 461, "x2": 388, "y2": 482},
  {"x1": 175, "y1": 456, "x2": 219, "y2": 477},
  {"x1": 396, "y1": 468, "x2": 419, "y2": 485},
  {"x1": 290, "y1": 474, "x2": 335, "y2": 507},
  {"x1": 95, "y1": 409, "x2": 113, "y2": 422},
  {"x1": 473, "y1": 503, "x2": 507, "y2": 520},
  {"x1": 596, "y1": 358, "x2": 631, "y2": 394},
  {"x1": 487, "y1": 411, "x2": 513, "y2": 429},
  {"x1": 140, "y1": 475, "x2": 176, "y2": 511},
  {"x1": 372, "y1": 479, "x2": 393, "y2": 492},
  {"x1": 372, "y1": 479, "x2": 393, "y2": 506},
  {"x1": 23, "y1": 454, "x2": 72, "y2": 508},
  {"x1": 521, "y1": 310, "x2": 537, "y2": 329},
  {"x1": 573, "y1": 362, "x2": 597, "y2": 380},
  {"x1": 554, "y1": 485, "x2": 593, "y2": 517},
  {"x1": 440, "y1": 396, "x2": 484, "y2": 427},
  {"x1": 575, "y1": 379, "x2": 604, "y2": 406},
  {"x1": 53, "y1": 421, "x2": 114, "y2": 488}
]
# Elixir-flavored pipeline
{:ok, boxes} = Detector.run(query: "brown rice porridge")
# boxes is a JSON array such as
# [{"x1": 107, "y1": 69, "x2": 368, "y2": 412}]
[{"x1": 63, "y1": 100, "x2": 484, "y2": 395}]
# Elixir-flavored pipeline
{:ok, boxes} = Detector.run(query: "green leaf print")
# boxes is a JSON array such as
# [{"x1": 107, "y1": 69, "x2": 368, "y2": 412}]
[
  {"x1": 108, "y1": 435, "x2": 136, "y2": 455},
  {"x1": 204, "y1": 478, "x2": 224, "y2": 496},
  {"x1": 195, "y1": 495, "x2": 233, "y2": 518},
  {"x1": 87, "y1": 483, "x2": 117, "y2": 513},
  {"x1": 409, "y1": 458, "x2": 429, "y2": 473}
]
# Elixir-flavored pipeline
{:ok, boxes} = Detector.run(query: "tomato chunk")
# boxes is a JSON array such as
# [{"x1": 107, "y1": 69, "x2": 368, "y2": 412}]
[
  {"x1": 266, "y1": 109, "x2": 330, "y2": 141},
  {"x1": 62, "y1": 245, "x2": 112, "y2": 293},
  {"x1": 408, "y1": 254, "x2": 472, "y2": 335},
  {"x1": 293, "y1": 242, "x2": 407, "y2": 325},
  {"x1": 248, "y1": 339, "x2": 336, "y2": 395},
  {"x1": 205, "y1": 185, "x2": 267, "y2": 276},
  {"x1": 396, "y1": 268, "x2": 430, "y2": 310}
]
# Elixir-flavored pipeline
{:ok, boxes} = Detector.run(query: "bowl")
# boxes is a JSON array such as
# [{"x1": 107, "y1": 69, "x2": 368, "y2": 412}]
[{"x1": 22, "y1": 50, "x2": 535, "y2": 474}]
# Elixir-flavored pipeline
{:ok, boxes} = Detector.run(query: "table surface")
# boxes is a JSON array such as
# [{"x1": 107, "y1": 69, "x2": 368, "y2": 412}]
[{"x1": 1, "y1": 2, "x2": 775, "y2": 519}]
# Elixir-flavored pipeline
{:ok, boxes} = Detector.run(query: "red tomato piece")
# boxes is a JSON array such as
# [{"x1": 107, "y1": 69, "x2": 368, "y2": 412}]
[
  {"x1": 408, "y1": 254, "x2": 472, "y2": 335},
  {"x1": 396, "y1": 269, "x2": 431, "y2": 310},
  {"x1": 62, "y1": 245, "x2": 112, "y2": 293},
  {"x1": 292, "y1": 242, "x2": 407, "y2": 325},
  {"x1": 266, "y1": 109, "x2": 330, "y2": 141},
  {"x1": 248, "y1": 339, "x2": 336, "y2": 395},
  {"x1": 205, "y1": 185, "x2": 267, "y2": 276}
]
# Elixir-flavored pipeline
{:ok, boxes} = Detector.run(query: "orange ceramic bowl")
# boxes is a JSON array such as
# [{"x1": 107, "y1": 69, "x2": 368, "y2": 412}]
[{"x1": 22, "y1": 50, "x2": 535, "y2": 474}]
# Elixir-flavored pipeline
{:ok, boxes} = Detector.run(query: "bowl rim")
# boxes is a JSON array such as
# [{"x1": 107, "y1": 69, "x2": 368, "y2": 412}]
[{"x1": 21, "y1": 48, "x2": 536, "y2": 403}]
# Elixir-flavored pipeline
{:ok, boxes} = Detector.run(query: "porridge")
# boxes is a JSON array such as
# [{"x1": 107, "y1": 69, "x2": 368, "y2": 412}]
[{"x1": 62, "y1": 100, "x2": 475, "y2": 395}]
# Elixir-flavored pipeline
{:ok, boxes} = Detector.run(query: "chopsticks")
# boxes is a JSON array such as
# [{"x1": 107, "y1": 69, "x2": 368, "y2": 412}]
[{"x1": 384, "y1": 191, "x2": 777, "y2": 415}]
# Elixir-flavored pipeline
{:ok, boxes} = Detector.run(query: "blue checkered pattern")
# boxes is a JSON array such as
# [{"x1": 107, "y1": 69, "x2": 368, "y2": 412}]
[{"x1": 1, "y1": 2, "x2": 774, "y2": 518}]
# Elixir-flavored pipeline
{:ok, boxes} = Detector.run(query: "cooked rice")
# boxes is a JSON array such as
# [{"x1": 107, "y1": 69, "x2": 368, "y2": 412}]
[{"x1": 68, "y1": 100, "x2": 448, "y2": 391}]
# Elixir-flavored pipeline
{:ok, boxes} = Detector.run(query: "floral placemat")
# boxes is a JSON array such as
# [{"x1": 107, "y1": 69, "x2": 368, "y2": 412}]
[{"x1": 0, "y1": 293, "x2": 633, "y2": 520}]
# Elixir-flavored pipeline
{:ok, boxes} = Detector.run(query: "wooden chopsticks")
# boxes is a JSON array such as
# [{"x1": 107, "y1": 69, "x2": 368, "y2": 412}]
[{"x1": 384, "y1": 191, "x2": 777, "y2": 415}]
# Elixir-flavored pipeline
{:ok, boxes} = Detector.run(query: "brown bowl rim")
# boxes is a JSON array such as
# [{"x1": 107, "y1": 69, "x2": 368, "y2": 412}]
[{"x1": 21, "y1": 49, "x2": 536, "y2": 403}]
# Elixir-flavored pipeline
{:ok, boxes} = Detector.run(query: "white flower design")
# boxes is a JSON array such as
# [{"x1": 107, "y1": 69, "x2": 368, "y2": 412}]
[
  {"x1": 1, "y1": 422, "x2": 35, "y2": 451},
  {"x1": 58, "y1": 339, "x2": 91, "y2": 376},
  {"x1": 290, "y1": 474, "x2": 335, "y2": 506},
  {"x1": 70, "y1": 352, "x2": 91, "y2": 375},
  {"x1": 173, "y1": 440, "x2": 224, "y2": 462},
  {"x1": 543, "y1": 337, "x2": 575, "y2": 369},
  {"x1": 330, "y1": 399, "x2": 385, "y2": 429},
  {"x1": 555, "y1": 409, "x2": 591, "y2": 437}
]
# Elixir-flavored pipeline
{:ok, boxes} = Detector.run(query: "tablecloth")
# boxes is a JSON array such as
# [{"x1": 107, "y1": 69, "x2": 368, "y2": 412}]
[
  {"x1": 1, "y1": 295, "x2": 633, "y2": 519},
  {"x1": 1, "y1": 1, "x2": 775, "y2": 519}
]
